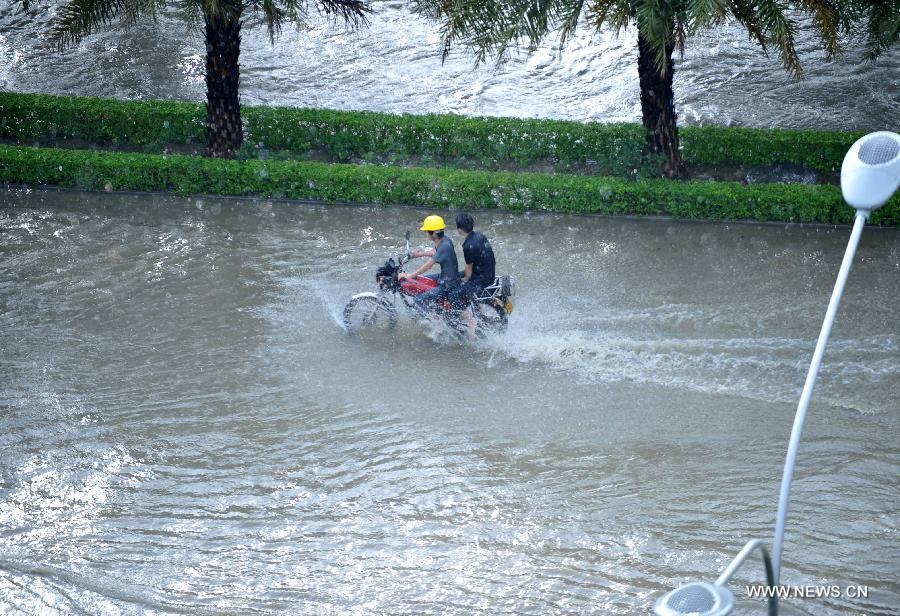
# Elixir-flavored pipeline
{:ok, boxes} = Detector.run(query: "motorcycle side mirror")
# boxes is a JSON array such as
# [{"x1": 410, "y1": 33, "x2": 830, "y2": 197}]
[{"x1": 405, "y1": 230, "x2": 410, "y2": 241}]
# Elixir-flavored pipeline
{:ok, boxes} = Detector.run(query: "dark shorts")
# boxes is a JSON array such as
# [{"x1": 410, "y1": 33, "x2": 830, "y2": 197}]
[
  {"x1": 415, "y1": 279, "x2": 460, "y2": 312},
  {"x1": 452, "y1": 279, "x2": 486, "y2": 308}
]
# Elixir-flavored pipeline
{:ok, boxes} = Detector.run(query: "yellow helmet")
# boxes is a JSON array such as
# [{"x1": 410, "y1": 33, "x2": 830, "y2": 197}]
[{"x1": 420, "y1": 215, "x2": 446, "y2": 232}]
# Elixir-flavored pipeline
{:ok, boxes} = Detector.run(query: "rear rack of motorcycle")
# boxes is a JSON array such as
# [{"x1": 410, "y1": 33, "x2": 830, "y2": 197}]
[{"x1": 474, "y1": 275, "x2": 515, "y2": 301}]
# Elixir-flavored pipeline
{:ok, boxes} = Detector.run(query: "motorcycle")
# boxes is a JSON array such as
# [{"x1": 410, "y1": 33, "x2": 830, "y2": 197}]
[{"x1": 343, "y1": 231, "x2": 515, "y2": 338}]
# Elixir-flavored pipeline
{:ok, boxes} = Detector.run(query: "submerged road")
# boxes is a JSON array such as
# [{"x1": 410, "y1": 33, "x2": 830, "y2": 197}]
[{"x1": 1, "y1": 189, "x2": 898, "y2": 614}]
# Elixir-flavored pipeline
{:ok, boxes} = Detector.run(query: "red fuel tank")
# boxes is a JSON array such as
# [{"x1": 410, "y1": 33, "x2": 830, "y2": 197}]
[{"x1": 400, "y1": 275, "x2": 438, "y2": 296}]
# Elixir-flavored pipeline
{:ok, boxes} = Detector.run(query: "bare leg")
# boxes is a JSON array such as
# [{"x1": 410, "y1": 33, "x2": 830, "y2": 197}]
[{"x1": 463, "y1": 307, "x2": 477, "y2": 339}]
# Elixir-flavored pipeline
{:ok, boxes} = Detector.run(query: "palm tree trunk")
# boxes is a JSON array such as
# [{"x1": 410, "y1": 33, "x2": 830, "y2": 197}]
[
  {"x1": 204, "y1": 10, "x2": 243, "y2": 158},
  {"x1": 637, "y1": 31, "x2": 686, "y2": 179}
]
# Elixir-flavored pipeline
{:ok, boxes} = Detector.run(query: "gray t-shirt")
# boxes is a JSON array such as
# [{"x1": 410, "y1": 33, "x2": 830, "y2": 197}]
[{"x1": 433, "y1": 237, "x2": 461, "y2": 285}]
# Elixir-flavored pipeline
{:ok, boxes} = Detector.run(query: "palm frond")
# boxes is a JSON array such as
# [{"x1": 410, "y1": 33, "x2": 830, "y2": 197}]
[
  {"x1": 177, "y1": 0, "x2": 204, "y2": 34},
  {"x1": 316, "y1": 0, "x2": 371, "y2": 28},
  {"x1": 557, "y1": 0, "x2": 586, "y2": 44},
  {"x1": 756, "y1": 0, "x2": 801, "y2": 78},
  {"x1": 727, "y1": 0, "x2": 769, "y2": 50},
  {"x1": 688, "y1": 0, "x2": 728, "y2": 31},
  {"x1": 48, "y1": 0, "x2": 165, "y2": 50},
  {"x1": 241, "y1": 0, "x2": 369, "y2": 38},
  {"x1": 196, "y1": 0, "x2": 240, "y2": 19},
  {"x1": 124, "y1": 0, "x2": 165, "y2": 26},
  {"x1": 862, "y1": 0, "x2": 900, "y2": 60},
  {"x1": 727, "y1": 0, "x2": 801, "y2": 77},
  {"x1": 634, "y1": 0, "x2": 676, "y2": 73},
  {"x1": 674, "y1": 16, "x2": 687, "y2": 57},
  {"x1": 415, "y1": 0, "x2": 615, "y2": 65},
  {"x1": 280, "y1": 0, "x2": 310, "y2": 28},
  {"x1": 428, "y1": 0, "x2": 491, "y2": 63},
  {"x1": 586, "y1": 0, "x2": 633, "y2": 34},
  {"x1": 486, "y1": 1, "x2": 554, "y2": 61},
  {"x1": 244, "y1": 0, "x2": 286, "y2": 41},
  {"x1": 802, "y1": 0, "x2": 841, "y2": 57}
]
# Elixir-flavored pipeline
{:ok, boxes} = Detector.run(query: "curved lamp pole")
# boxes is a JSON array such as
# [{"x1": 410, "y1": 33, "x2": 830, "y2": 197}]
[
  {"x1": 772, "y1": 131, "x2": 900, "y2": 585},
  {"x1": 654, "y1": 131, "x2": 900, "y2": 616}
]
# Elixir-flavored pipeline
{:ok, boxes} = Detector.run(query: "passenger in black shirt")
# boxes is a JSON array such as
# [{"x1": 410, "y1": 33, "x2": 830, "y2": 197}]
[{"x1": 453, "y1": 213, "x2": 496, "y2": 337}]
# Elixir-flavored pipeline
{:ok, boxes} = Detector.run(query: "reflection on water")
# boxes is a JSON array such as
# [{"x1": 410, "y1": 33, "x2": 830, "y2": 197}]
[
  {"x1": 0, "y1": 3, "x2": 898, "y2": 130},
  {"x1": 1, "y1": 189, "x2": 898, "y2": 614}
]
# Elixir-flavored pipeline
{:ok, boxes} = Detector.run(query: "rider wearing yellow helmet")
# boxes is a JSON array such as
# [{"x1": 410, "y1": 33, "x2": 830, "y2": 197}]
[
  {"x1": 399, "y1": 214, "x2": 461, "y2": 313},
  {"x1": 419, "y1": 215, "x2": 446, "y2": 232}
]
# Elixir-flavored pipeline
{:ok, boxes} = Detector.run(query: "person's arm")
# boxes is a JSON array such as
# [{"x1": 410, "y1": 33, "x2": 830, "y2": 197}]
[
  {"x1": 462, "y1": 241, "x2": 474, "y2": 282},
  {"x1": 399, "y1": 258, "x2": 435, "y2": 279},
  {"x1": 410, "y1": 247, "x2": 435, "y2": 258}
]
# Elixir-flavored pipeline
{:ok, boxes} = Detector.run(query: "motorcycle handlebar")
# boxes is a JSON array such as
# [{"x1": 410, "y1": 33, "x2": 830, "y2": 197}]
[{"x1": 403, "y1": 230, "x2": 412, "y2": 265}]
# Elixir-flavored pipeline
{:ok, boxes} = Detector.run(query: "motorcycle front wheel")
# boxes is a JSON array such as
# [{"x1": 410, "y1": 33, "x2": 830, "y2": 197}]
[{"x1": 343, "y1": 296, "x2": 397, "y2": 334}]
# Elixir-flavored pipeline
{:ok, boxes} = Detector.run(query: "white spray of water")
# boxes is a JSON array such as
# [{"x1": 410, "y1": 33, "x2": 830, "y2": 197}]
[{"x1": 478, "y1": 290, "x2": 897, "y2": 413}]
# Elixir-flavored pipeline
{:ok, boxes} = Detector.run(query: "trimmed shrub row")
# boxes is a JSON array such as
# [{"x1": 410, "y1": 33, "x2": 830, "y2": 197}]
[
  {"x1": 0, "y1": 91, "x2": 864, "y2": 173},
  {"x1": 2, "y1": 145, "x2": 895, "y2": 225},
  {"x1": 0, "y1": 93, "x2": 204, "y2": 147}
]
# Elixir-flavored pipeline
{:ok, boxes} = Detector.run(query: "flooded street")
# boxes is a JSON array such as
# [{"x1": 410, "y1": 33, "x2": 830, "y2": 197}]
[{"x1": 1, "y1": 189, "x2": 898, "y2": 613}]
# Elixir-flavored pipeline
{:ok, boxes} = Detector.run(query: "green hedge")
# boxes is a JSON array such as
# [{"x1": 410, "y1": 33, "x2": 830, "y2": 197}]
[
  {"x1": 0, "y1": 91, "x2": 866, "y2": 173},
  {"x1": 3, "y1": 145, "x2": 895, "y2": 225},
  {"x1": 0, "y1": 93, "x2": 204, "y2": 147}
]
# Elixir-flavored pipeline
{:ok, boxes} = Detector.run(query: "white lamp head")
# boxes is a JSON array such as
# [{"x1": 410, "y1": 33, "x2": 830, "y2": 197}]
[
  {"x1": 840, "y1": 131, "x2": 900, "y2": 212},
  {"x1": 654, "y1": 582, "x2": 734, "y2": 616}
]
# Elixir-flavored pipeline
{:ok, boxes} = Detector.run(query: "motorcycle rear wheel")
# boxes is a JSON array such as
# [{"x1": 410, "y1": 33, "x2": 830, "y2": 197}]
[
  {"x1": 343, "y1": 296, "x2": 397, "y2": 334},
  {"x1": 473, "y1": 300, "x2": 508, "y2": 335}
]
